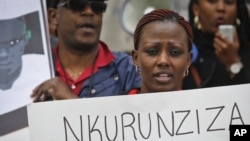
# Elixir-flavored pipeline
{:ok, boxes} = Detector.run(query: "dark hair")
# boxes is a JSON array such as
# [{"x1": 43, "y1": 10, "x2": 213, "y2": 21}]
[
  {"x1": 188, "y1": 0, "x2": 250, "y2": 48},
  {"x1": 49, "y1": 0, "x2": 109, "y2": 9},
  {"x1": 46, "y1": 0, "x2": 60, "y2": 9},
  {"x1": 134, "y1": 9, "x2": 193, "y2": 52}
]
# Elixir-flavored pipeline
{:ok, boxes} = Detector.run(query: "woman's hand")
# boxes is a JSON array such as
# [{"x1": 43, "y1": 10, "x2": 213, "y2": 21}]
[{"x1": 31, "y1": 77, "x2": 78, "y2": 102}]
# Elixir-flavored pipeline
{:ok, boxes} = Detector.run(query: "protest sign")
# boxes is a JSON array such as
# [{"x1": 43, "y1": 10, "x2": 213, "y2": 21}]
[
  {"x1": 28, "y1": 84, "x2": 250, "y2": 141},
  {"x1": 0, "y1": 0, "x2": 52, "y2": 140}
]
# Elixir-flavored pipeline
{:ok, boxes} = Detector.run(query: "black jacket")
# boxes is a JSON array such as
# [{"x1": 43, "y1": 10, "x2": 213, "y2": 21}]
[{"x1": 183, "y1": 31, "x2": 250, "y2": 89}]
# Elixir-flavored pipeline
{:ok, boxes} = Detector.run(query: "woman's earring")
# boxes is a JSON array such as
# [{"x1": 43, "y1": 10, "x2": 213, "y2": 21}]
[
  {"x1": 136, "y1": 66, "x2": 141, "y2": 74},
  {"x1": 236, "y1": 18, "x2": 241, "y2": 26},
  {"x1": 194, "y1": 16, "x2": 202, "y2": 30},
  {"x1": 184, "y1": 68, "x2": 189, "y2": 77}
]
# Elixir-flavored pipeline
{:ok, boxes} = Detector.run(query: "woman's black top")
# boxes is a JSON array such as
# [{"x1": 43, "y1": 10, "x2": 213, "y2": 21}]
[{"x1": 183, "y1": 30, "x2": 250, "y2": 89}]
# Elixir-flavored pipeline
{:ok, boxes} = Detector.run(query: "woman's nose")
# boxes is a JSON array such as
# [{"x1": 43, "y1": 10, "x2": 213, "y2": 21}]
[
  {"x1": 216, "y1": 1, "x2": 226, "y2": 12},
  {"x1": 157, "y1": 52, "x2": 170, "y2": 67}
]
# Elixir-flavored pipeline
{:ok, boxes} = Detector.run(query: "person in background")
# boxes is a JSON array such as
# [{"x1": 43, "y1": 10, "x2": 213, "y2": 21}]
[
  {"x1": 183, "y1": 0, "x2": 250, "y2": 89},
  {"x1": 31, "y1": 0, "x2": 141, "y2": 101},
  {"x1": 129, "y1": 9, "x2": 193, "y2": 94}
]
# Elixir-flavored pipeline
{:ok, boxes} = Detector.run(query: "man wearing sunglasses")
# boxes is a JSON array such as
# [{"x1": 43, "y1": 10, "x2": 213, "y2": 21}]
[{"x1": 31, "y1": 0, "x2": 141, "y2": 101}]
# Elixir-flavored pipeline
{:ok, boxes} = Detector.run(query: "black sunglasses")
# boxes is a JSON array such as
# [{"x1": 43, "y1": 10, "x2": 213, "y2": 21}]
[{"x1": 57, "y1": 0, "x2": 107, "y2": 14}]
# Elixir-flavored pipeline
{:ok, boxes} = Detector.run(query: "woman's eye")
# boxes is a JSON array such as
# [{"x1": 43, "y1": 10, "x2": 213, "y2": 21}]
[
  {"x1": 207, "y1": 0, "x2": 233, "y2": 4},
  {"x1": 169, "y1": 50, "x2": 182, "y2": 56},
  {"x1": 225, "y1": 0, "x2": 234, "y2": 4},
  {"x1": 146, "y1": 48, "x2": 158, "y2": 55},
  {"x1": 207, "y1": 0, "x2": 217, "y2": 3}
]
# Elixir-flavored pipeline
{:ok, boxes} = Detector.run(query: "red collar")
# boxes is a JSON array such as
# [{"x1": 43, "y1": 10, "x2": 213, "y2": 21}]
[
  {"x1": 53, "y1": 41, "x2": 114, "y2": 69},
  {"x1": 53, "y1": 41, "x2": 114, "y2": 95},
  {"x1": 128, "y1": 88, "x2": 182, "y2": 95},
  {"x1": 95, "y1": 41, "x2": 115, "y2": 68},
  {"x1": 128, "y1": 88, "x2": 140, "y2": 95}
]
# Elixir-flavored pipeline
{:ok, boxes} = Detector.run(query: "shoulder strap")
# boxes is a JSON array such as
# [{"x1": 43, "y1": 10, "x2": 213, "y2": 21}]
[{"x1": 190, "y1": 65, "x2": 202, "y2": 87}]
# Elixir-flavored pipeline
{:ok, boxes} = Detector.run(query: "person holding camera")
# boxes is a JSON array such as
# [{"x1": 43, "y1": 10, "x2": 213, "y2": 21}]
[{"x1": 183, "y1": 0, "x2": 250, "y2": 89}]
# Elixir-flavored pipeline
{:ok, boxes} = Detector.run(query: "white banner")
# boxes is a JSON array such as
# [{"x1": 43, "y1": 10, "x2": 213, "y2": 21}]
[{"x1": 27, "y1": 84, "x2": 250, "y2": 141}]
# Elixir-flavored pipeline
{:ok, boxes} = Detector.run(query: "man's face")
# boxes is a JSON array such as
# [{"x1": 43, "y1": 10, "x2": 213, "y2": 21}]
[
  {"x1": 56, "y1": 0, "x2": 106, "y2": 50},
  {"x1": 0, "y1": 18, "x2": 27, "y2": 90}
]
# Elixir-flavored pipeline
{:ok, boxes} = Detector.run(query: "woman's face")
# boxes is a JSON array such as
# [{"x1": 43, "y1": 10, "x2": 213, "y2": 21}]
[
  {"x1": 193, "y1": 0, "x2": 237, "y2": 33},
  {"x1": 132, "y1": 21, "x2": 192, "y2": 93}
]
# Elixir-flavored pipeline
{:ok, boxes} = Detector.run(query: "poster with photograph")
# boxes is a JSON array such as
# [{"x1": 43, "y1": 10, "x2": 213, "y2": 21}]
[{"x1": 0, "y1": 0, "x2": 52, "y2": 140}]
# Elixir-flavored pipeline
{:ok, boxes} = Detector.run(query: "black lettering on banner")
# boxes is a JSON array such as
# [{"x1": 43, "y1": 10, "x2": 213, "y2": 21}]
[
  {"x1": 157, "y1": 112, "x2": 174, "y2": 138},
  {"x1": 104, "y1": 116, "x2": 118, "y2": 141},
  {"x1": 230, "y1": 125, "x2": 249, "y2": 141},
  {"x1": 121, "y1": 112, "x2": 137, "y2": 140},
  {"x1": 230, "y1": 103, "x2": 245, "y2": 126},
  {"x1": 175, "y1": 110, "x2": 194, "y2": 135},
  {"x1": 196, "y1": 110, "x2": 200, "y2": 134},
  {"x1": 63, "y1": 116, "x2": 83, "y2": 141},
  {"x1": 206, "y1": 106, "x2": 225, "y2": 132},
  {"x1": 60, "y1": 102, "x2": 246, "y2": 141},
  {"x1": 138, "y1": 113, "x2": 152, "y2": 139},
  {"x1": 88, "y1": 115, "x2": 102, "y2": 141}
]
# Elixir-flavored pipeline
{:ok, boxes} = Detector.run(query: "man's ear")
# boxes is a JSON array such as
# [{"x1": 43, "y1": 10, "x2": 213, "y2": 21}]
[
  {"x1": 131, "y1": 49, "x2": 139, "y2": 67},
  {"x1": 48, "y1": 8, "x2": 58, "y2": 36},
  {"x1": 48, "y1": 8, "x2": 57, "y2": 24}
]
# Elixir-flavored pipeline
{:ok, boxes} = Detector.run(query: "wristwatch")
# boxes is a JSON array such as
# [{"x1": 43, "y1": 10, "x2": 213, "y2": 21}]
[{"x1": 229, "y1": 62, "x2": 243, "y2": 74}]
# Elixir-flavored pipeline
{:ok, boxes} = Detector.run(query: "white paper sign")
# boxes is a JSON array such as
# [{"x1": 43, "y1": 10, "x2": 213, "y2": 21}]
[
  {"x1": 0, "y1": 0, "x2": 52, "y2": 115},
  {"x1": 27, "y1": 84, "x2": 250, "y2": 141},
  {"x1": 0, "y1": 0, "x2": 52, "y2": 140}
]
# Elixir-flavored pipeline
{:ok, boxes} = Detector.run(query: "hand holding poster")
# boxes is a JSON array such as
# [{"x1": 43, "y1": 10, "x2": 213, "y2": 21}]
[{"x1": 28, "y1": 84, "x2": 250, "y2": 141}]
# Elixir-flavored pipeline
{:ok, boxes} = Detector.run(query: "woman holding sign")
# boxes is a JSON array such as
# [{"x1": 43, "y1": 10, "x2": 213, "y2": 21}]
[{"x1": 129, "y1": 9, "x2": 193, "y2": 94}]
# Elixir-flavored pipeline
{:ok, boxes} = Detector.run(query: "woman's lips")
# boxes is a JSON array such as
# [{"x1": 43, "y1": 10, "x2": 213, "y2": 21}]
[
  {"x1": 154, "y1": 73, "x2": 172, "y2": 84},
  {"x1": 216, "y1": 18, "x2": 225, "y2": 25}
]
